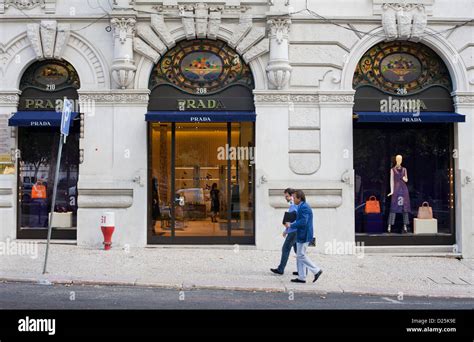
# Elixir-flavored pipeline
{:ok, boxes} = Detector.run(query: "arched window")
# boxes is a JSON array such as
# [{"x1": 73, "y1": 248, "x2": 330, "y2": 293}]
[
  {"x1": 147, "y1": 40, "x2": 255, "y2": 245},
  {"x1": 19, "y1": 59, "x2": 80, "y2": 111},
  {"x1": 13, "y1": 59, "x2": 81, "y2": 239},
  {"x1": 353, "y1": 41, "x2": 453, "y2": 111},
  {"x1": 352, "y1": 41, "x2": 461, "y2": 246},
  {"x1": 148, "y1": 39, "x2": 254, "y2": 112}
]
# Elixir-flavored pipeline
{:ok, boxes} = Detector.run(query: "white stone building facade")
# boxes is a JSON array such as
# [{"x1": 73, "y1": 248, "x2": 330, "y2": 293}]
[{"x1": 0, "y1": 0, "x2": 472, "y2": 257}]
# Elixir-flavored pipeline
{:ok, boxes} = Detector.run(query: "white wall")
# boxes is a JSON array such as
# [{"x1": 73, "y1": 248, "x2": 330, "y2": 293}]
[
  {"x1": 0, "y1": 0, "x2": 472, "y2": 256},
  {"x1": 77, "y1": 98, "x2": 149, "y2": 247}
]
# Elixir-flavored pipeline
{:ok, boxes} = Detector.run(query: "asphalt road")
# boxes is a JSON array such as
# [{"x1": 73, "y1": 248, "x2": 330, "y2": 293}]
[{"x1": 0, "y1": 281, "x2": 473, "y2": 310}]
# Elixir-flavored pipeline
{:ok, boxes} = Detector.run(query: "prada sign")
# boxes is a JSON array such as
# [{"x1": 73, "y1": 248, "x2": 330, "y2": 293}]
[
  {"x1": 177, "y1": 99, "x2": 226, "y2": 111},
  {"x1": 148, "y1": 84, "x2": 255, "y2": 112},
  {"x1": 20, "y1": 98, "x2": 80, "y2": 111},
  {"x1": 24, "y1": 99, "x2": 59, "y2": 110},
  {"x1": 29, "y1": 121, "x2": 52, "y2": 126},
  {"x1": 190, "y1": 116, "x2": 212, "y2": 122}
]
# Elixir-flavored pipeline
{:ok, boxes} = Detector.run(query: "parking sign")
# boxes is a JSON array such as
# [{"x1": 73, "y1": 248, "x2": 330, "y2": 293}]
[{"x1": 60, "y1": 98, "x2": 73, "y2": 136}]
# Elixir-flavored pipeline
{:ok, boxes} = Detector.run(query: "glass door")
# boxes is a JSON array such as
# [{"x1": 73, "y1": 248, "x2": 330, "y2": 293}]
[
  {"x1": 230, "y1": 122, "x2": 255, "y2": 238},
  {"x1": 17, "y1": 126, "x2": 79, "y2": 239},
  {"x1": 148, "y1": 121, "x2": 255, "y2": 244},
  {"x1": 174, "y1": 123, "x2": 228, "y2": 239}
]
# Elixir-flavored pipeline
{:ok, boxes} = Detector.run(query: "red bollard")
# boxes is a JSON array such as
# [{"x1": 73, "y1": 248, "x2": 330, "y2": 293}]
[{"x1": 100, "y1": 212, "x2": 115, "y2": 250}]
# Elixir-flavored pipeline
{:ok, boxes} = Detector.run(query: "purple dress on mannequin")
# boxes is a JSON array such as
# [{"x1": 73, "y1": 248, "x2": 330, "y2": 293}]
[{"x1": 390, "y1": 166, "x2": 411, "y2": 213}]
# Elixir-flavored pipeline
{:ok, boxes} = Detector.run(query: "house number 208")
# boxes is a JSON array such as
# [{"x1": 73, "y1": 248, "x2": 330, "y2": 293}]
[{"x1": 196, "y1": 88, "x2": 207, "y2": 94}]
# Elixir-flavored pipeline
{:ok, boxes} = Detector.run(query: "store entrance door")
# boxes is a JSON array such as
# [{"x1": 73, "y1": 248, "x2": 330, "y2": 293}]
[
  {"x1": 11, "y1": 59, "x2": 81, "y2": 239},
  {"x1": 148, "y1": 121, "x2": 255, "y2": 244},
  {"x1": 146, "y1": 38, "x2": 256, "y2": 244},
  {"x1": 16, "y1": 125, "x2": 79, "y2": 239}
]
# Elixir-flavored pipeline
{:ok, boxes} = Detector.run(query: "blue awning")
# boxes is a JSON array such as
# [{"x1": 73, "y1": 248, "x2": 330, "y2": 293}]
[
  {"x1": 8, "y1": 111, "x2": 79, "y2": 127},
  {"x1": 145, "y1": 111, "x2": 256, "y2": 123},
  {"x1": 354, "y1": 111, "x2": 465, "y2": 123}
]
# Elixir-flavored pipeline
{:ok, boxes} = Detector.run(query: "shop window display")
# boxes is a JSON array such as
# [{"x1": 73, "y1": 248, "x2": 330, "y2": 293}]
[
  {"x1": 354, "y1": 123, "x2": 454, "y2": 239},
  {"x1": 13, "y1": 59, "x2": 80, "y2": 239},
  {"x1": 147, "y1": 39, "x2": 255, "y2": 244},
  {"x1": 353, "y1": 41, "x2": 456, "y2": 245}
]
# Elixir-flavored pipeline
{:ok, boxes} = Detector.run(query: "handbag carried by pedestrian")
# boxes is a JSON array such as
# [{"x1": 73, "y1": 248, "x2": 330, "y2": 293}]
[
  {"x1": 364, "y1": 195, "x2": 381, "y2": 214},
  {"x1": 417, "y1": 201, "x2": 433, "y2": 219}
]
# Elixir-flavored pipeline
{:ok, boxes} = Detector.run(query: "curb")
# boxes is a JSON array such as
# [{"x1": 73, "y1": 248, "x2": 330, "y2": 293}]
[{"x1": 1, "y1": 276, "x2": 472, "y2": 299}]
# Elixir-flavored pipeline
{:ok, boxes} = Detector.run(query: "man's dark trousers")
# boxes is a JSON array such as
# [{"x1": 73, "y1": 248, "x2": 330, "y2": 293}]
[{"x1": 277, "y1": 231, "x2": 297, "y2": 273}]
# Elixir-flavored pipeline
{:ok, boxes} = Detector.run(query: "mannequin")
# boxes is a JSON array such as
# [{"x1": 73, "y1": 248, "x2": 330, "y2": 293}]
[{"x1": 387, "y1": 155, "x2": 411, "y2": 233}]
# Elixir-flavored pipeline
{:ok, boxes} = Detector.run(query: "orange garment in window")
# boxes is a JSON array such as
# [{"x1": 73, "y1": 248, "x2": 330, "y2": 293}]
[{"x1": 31, "y1": 183, "x2": 47, "y2": 199}]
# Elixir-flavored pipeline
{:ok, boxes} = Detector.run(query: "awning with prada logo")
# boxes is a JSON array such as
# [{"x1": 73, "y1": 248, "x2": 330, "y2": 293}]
[
  {"x1": 145, "y1": 111, "x2": 256, "y2": 123},
  {"x1": 353, "y1": 111, "x2": 465, "y2": 123},
  {"x1": 8, "y1": 111, "x2": 79, "y2": 127}
]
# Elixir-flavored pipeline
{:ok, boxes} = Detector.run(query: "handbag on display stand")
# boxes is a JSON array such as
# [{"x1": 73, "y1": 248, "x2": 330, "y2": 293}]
[
  {"x1": 417, "y1": 202, "x2": 433, "y2": 219},
  {"x1": 414, "y1": 201, "x2": 437, "y2": 234},
  {"x1": 364, "y1": 196, "x2": 381, "y2": 214},
  {"x1": 364, "y1": 196, "x2": 383, "y2": 233}
]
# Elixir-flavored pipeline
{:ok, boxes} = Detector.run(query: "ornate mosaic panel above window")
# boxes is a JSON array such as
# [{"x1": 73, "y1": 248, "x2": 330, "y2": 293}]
[
  {"x1": 353, "y1": 41, "x2": 452, "y2": 95},
  {"x1": 20, "y1": 60, "x2": 80, "y2": 92},
  {"x1": 149, "y1": 39, "x2": 254, "y2": 95}
]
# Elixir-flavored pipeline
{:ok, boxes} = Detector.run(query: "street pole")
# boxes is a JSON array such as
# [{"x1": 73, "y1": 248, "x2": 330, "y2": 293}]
[
  {"x1": 43, "y1": 133, "x2": 65, "y2": 274},
  {"x1": 43, "y1": 97, "x2": 72, "y2": 274}
]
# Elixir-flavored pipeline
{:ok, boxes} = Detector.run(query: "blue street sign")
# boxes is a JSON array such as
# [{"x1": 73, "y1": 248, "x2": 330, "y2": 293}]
[{"x1": 60, "y1": 98, "x2": 73, "y2": 136}]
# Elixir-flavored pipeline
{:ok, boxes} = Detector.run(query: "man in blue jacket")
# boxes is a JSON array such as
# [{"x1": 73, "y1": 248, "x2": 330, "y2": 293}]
[
  {"x1": 271, "y1": 188, "x2": 298, "y2": 275},
  {"x1": 285, "y1": 190, "x2": 323, "y2": 283}
]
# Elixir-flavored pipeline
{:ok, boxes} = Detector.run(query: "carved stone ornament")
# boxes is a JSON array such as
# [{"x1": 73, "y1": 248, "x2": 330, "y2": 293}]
[
  {"x1": 0, "y1": 93, "x2": 20, "y2": 105},
  {"x1": 40, "y1": 20, "x2": 56, "y2": 58},
  {"x1": 253, "y1": 93, "x2": 319, "y2": 104},
  {"x1": 5, "y1": 0, "x2": 45, "y2": 10},
  {"x1": 266, "y1": 17, "x2": 292, "y2": 90},
  {"x1": 111, "y1": 62, "x2": 136, "y2": 89},
  {"x1": 152, "y1": 3, "x2": 249, "y2": 44},
  {"x1": 268, "y1": 18, "x2": 291, "y2": 45},
  {"x1": 78, "y1": 91, "x2": 149, "y2": 104},
  {"x1": 453, "y1": 95, "x2": 474, "y2": 105},
  {"x1": 110, "y1": 17, "x2": 137, "y2": 89},
  {"x1": 266, "y1": 62, "x2": 292, "y2": 90},
  {"x1": 381, "y1": 3, "x2": 427, "y2": 41},
  {"x1": 111, "y1": 17, "x2": 136, "y2": 45},
  {"x1": 318, "y1": 94, "x2": 354, "y2": 103},
  {"x1": 26, "y1": 20, "x2": 70, "y2": 60}
]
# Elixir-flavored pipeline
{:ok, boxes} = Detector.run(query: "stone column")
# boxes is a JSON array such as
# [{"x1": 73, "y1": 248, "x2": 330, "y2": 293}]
[
  {"x1": 110, "y1": 15, "x2": 137, "y2": 89},
  {"x1": 266, "y1": 17, "x2": 292, "y2": 90}
]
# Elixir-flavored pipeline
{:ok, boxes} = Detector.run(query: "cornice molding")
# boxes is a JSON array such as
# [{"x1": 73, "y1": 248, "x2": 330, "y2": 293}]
[
  {"x1": 78, "y1": 90, "x2": 150, "y2": 105},
  {"x1": 254, "y1": 91, "x2": 318, "y2": 104},
  {"x1": 1, "y1": 0, "x2": 56, "y2": 14},
  {"x1": 253, "y1": 91, "x2": 355, "y2": 104},
  {"x1": 0, "y1": 92, "x2": 20, "y2": 105},
  {"x1": 453, "y1": 93, "x2": 474, "y2": 105}
]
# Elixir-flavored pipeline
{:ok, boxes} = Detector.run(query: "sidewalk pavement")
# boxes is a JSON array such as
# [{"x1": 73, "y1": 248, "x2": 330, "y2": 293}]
[{"x1": 0, "y1": 243, "x2": 473, "y2": 298}]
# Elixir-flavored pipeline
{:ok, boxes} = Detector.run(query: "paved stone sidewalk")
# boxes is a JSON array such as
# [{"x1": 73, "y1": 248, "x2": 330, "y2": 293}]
[{"x1": 0, "y1": 243, "x2": 472, "y2": 298}]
